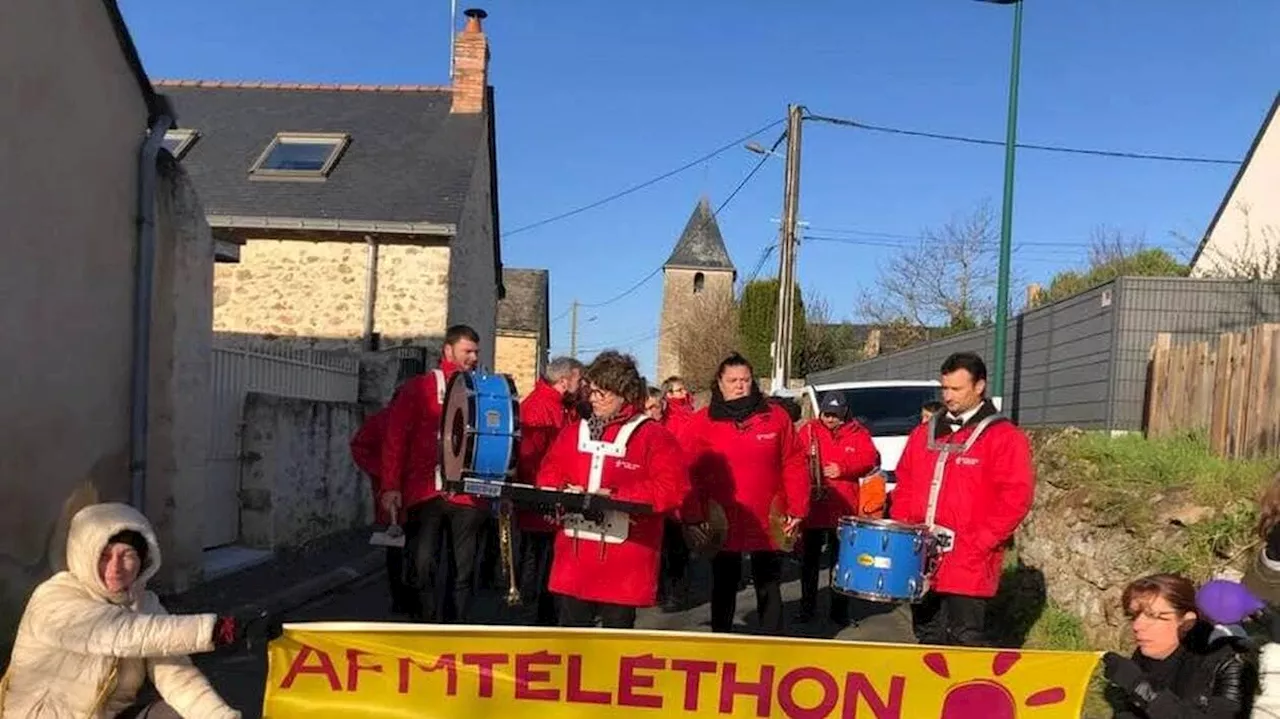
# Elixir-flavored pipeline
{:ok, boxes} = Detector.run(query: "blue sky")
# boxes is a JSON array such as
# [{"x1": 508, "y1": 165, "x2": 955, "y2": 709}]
[{"x1": 119, "y1": 0, "x2": 1278, "y2": 380}]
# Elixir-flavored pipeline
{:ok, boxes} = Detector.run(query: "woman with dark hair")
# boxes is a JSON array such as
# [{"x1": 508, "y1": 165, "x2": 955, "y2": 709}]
[
  {"x1": 677, "y1": 352, "x2": 808, "y2": 634},
  {"x1": 535, "y1": 351, "x2": 690, "y2": 629},
  {"x1": 1102, "y1": 572, "x2": 1254, "y2": 718}
]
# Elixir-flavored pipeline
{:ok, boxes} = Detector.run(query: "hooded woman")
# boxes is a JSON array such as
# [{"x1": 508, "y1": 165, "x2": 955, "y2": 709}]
[{"x1": 1, "y1": 503, "x2": 273, "y2": 718}]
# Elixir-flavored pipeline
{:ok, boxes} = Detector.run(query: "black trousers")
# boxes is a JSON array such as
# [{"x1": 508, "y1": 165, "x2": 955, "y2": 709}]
[
  {"x1": 406, "y1": 498, "x2": 488, "y2": 623},
  {"x1": 518, "y1": 529, "x2": 558, "y2": 626},
  {"x1": 559, "y1": 595, "x2": 637, "y2": 629},
  {"x1": 385, "y1": 545, "x2": 421, "y2": 615},
  {"x1": 912, "y1": 592, "x2": 990, "y2": 647},
  {"x1": 116, "y1": 700, "x2": 180, "y2": 719},
  {"x1": 711, "y1": 551, "x2": 784, "y2": 634},
  {"x1": 800, "y1": 528, "x2": 849, "y2": 624}
]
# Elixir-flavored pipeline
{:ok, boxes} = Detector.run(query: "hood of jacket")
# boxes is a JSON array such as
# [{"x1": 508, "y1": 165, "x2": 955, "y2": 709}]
[{"x1": 65, "y1": 502, "x2": 163, "y2": 603}]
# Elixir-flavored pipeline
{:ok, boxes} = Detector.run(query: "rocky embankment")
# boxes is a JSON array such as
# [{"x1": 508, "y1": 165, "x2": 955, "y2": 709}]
[{"x1": 1014, "y1": 428, "x2": 1241, "y2": 649}]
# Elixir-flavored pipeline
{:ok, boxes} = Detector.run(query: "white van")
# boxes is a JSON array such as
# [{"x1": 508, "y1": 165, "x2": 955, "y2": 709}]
[{"x1": 799, "y1": 380, "x2": 942, "y2": 491}]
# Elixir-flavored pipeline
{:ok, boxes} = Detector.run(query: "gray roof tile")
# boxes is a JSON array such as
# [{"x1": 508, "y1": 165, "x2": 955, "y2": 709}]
[
  {"x1": 664, "y1": 196, "x2": 735, "y2": 271},
  {"x1": 158, "y1": 83, "x2": 483, "y2": 227}
]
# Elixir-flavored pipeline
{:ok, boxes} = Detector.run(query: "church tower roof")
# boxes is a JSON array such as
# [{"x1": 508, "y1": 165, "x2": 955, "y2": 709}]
[{"x1": 663, "y1": 196, "x2": 735, "y2": 272}]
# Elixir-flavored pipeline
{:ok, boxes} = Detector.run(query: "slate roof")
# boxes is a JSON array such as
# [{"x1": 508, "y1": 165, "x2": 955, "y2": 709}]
[
  {"x1": 155, "y1": 81, "x2": 485, "y2": 227},
  {"x1": 664, "y1": 196, "x2": 735, "y2": 272},
  {"x1": 497, "y1": 268, "x2": 548, "y2": 335}
]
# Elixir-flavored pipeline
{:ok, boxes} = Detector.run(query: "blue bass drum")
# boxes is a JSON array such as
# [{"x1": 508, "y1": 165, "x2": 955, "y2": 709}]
[
  {"x1": 832, "y1": 517, "x2": 935, "y2": 603},
  {"x1": 439, "y1": 370, "x2": 520, "y2": 492}
]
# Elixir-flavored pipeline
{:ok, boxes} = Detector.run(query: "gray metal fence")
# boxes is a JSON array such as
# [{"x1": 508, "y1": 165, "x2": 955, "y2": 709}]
[{"x1": 807, "y1": 277, "x2": 1280, "y2": 431}]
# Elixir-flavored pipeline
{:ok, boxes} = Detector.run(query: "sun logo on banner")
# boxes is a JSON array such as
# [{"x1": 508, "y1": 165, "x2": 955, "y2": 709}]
[{"x1": 921, "y1": 651, "x2": 1068, "y2": 718}]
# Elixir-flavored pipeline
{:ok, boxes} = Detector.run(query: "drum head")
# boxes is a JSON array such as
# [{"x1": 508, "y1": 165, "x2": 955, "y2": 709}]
[{"x1": 440, "y1": 372, "x2": 477, "y2": 483}]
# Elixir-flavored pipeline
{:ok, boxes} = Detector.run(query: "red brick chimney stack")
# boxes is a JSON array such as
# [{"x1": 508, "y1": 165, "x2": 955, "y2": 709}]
[{"x1": 451, "y1": 8, "x2": 489, "y2": 114}]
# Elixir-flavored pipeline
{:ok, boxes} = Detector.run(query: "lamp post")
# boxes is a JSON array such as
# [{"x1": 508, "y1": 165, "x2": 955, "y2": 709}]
[{"x1": 983, "y1": 0, "x2": 1023, "y2": 410}]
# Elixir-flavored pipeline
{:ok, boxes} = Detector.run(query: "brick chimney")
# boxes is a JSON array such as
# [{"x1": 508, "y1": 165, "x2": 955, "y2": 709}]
[{"x1": 451, "y1": 8, "x2": 489, "y2": 114}]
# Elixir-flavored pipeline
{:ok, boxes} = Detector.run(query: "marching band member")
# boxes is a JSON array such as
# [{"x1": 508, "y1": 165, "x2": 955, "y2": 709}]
[
  {"x1": 662, "y1": 375, "x2": 696, "y2": 437},
  {"x1": 350, "y1": 388, "x2": 418, "y2": 616},
  {"x1": 889, "y1": 352, "x2": 1035, "y2": 647},
  {"x1": 380, "y1": 324, "x2": 487, "y2": 623},
  {"x1": 535, "y1": 351, "x2": 689, "y2": 629},
  {"x1": 795, "y1": 392, "x2": 881, "y2": 626},
  {"x1": 644, "y1": 386, "x2": 666, "y2": 422},
  {"x1": 678, "y1": 353, "x2": 808, "y2": 634},
  {"x1": 514, "y1": 356, "x2": 584, "y2": 626}
]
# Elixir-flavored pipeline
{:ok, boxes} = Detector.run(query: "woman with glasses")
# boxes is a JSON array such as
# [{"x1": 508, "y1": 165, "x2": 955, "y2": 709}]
[
  {"x1": 1102, "y1": 572, "x2": 1254, "y2": 718},
  {"x1": 535, "y1": 351, "x2": 690, "y2": 629}
]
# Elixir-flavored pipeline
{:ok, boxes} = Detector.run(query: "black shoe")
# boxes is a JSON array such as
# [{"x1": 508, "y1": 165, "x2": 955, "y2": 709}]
[{"x1": 795, "y1": 605, "x2": 816, "y2": 624}]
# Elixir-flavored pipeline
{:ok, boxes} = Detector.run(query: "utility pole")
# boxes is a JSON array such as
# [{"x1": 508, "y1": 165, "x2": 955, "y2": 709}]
[
  {"x1": 990, "y1": 0, "x2": 1024, "y2": 410},
  {"x1": 569, "y1": 299, "x2": 579, "y2": 357},
  {"x1": 771, "y1": 104, "x2": 804, "y2": 393}
]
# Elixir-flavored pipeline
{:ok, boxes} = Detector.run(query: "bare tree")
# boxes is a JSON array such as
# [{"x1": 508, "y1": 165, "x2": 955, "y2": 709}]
[
  {"x1": 797, "y1": 290, "x2": 862, "y2": 375},
  {"x1": 856, "y1": 201, "x2": 1006, "y2": 335},
  {"x1": 1030, "y1": 226, "x2": 1184, "y2": 307},
  {"x1": 671, "y1": 291, "x2": 740, "y2": 393},
  {"x1": 1190, "y1": 204, "x2": 1280, "y2": 280}
]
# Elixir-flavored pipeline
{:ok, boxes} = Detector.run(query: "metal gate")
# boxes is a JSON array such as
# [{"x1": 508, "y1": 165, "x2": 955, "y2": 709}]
[{"x1": 207, "y1": 345, "x2": 359, "y2": 549}]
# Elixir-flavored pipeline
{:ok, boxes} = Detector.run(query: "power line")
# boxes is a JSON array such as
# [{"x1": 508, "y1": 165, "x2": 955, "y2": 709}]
[
  {"x1": 502, "y1": 117, "x2": 787, "y2": 239},
  {"x1": 575, "y1": 128, "x2": 788, "y2": 310},
  {"x1": 806, "y1": 112, "x2": 1242, "y2": 166}
]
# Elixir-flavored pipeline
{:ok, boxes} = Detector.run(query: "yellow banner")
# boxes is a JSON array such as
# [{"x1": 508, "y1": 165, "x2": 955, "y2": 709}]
[{"x1": 264, "y1": 623, "x2": 1100, "y2": 718}]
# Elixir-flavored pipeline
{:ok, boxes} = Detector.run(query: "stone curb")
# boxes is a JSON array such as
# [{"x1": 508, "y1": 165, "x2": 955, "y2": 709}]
[{"x1": 236, "y1": 548, "x2": 384, "y2": 617}]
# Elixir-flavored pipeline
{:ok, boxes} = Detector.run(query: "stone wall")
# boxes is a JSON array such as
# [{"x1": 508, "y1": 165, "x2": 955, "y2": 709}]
[
  {"x1": 495, "y1": 332, "x2": 539, "y2": 397},
  {"x1": 656, "y1": 267, "x2": 736, "y2": 382},
  {"x1": 239, "y1": 392, "x2": 373, "y2": 550},
  {"x1": 213, "y1": 239, "x2": 453, "y2": 349}
]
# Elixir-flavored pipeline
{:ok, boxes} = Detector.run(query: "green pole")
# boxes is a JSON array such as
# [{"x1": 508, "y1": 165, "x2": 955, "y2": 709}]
[{"x1": 990, "y1": 0, "x2": 1022, "y2": 408}]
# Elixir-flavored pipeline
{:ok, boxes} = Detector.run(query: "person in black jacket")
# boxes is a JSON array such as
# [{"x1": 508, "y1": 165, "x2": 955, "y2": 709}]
[{"x1": 1103, "y1": 572, "x2": 1255, "y2": 718}]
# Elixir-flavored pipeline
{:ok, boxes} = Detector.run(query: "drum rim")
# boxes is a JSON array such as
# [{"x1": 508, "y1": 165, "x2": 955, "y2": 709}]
[
  {"x1": 837, "y1": 516, "x2": 931, "y2": 532},
  {"x1": 830, "y1": 585, "x2": 916, "y2": 604}
]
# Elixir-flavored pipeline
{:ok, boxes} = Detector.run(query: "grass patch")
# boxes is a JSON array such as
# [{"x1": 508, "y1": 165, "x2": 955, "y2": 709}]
[
  {"x1": 1047, "y1": 430, "x2": 1276, "y2": 580},
  {"x1": 1023, "y1": 603, "x2": 1089, "y2": 651}
]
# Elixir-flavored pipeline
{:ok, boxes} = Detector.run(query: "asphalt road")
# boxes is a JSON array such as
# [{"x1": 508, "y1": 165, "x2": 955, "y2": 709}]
[{"x1": 197, "y1": 559, "x2": 916, "y2": 718}]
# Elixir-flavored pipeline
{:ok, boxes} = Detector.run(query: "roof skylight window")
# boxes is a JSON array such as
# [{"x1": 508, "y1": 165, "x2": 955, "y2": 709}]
[
  {"x1": 249, "y1": 132, "x2": 349, "y2": 180},
  {"x1": 162, "y1": 129, "x2": 198, "y2": 159}
]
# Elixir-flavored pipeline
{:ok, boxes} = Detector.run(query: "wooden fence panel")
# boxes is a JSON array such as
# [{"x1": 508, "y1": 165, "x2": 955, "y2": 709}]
[{"x1": 1146, "y1": 324, "x2": 1280, "y2": 459}]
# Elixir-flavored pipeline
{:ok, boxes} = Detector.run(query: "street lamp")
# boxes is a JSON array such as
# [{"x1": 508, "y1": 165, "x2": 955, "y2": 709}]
[{"x1": 980, "y1": 0, "x2": 1023, "y2": 410}]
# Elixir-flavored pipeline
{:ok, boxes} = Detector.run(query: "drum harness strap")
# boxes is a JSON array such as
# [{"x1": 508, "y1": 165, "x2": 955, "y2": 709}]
[
  {"x1": 432, "y1": 369, "x2": 447, "y2": 492},
  {"x1": 923, "y1": 413, "x2": 1006, "y2": 551},
  {"x1": 570, "y1": 414, "x2": 649, "y2": 559}
]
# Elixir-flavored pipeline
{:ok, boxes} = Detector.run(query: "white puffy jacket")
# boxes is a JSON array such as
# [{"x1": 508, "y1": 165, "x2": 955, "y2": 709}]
[{"x1": 0, "y1": 503, "x2": 239, "y2": 718}]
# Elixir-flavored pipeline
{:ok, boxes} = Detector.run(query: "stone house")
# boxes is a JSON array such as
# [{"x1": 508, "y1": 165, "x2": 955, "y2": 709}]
[
  {"x1": 159, "y1": 9, "x2": 505, "y2": 360},
  {"x1": 2, "y1": 0, "x2": 217, "y2": 662},
  {"x1": 1189, "y1": 92, "x2": 1280, "y2": 278},
  {"x1": 494, "y1": 268, "x2": 550, "y2": 396}
]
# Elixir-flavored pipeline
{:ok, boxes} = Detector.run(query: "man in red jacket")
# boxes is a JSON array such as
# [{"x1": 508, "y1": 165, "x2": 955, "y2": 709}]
[
  {"x1": 661, "y1": 375, "x2": 695, "y2": 437},
  {"x1": 515, "y1": 356, "x2": 583, "y2": 626},
  {"x1": 379, "y1": 324, "x2": 485, "y2": 623},
  {"x1": 796, "y1": 392, "x2": 881, "y2": 626},
  {"x1": 350, "y1": 401, "x2": 419, "y2": 615},
  {"x1": 536, "y1": 351, "x2": 690, "y2": 628},
  {"x1": 889, "y1": 351, "x2": 1035, "y2": 647}
]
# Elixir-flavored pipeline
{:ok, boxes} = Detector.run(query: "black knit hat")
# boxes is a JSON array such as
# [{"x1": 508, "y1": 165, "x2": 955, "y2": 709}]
[{"x1": 108, "y1": 529, "x2": 150, "y2": 567}]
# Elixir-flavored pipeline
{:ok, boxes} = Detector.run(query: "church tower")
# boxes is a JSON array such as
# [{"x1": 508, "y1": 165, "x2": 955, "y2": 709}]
[{"x1": 656, "y1": 197, "x2": 737, "y2": 384}]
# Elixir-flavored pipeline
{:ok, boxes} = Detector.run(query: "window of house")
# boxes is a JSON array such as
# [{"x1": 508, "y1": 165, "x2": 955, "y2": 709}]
[
  {"x1": 162, "y1": 129, "x2": 198, "y2": 159},
  {"x1": 693, "y1": 272, "x2": 705, "y2": 293},
  {"x1": 249, "y1": 133, "x2": 350, "y2": 179}
]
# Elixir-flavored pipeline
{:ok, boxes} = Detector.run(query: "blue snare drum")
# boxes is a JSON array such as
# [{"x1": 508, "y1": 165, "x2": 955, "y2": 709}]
[
  {"x1": 833, "y1": 517, "x2": 934, "y2": 603},
  {"x1": 440, "y1": 370, "x2": 520, "y2": 490}
]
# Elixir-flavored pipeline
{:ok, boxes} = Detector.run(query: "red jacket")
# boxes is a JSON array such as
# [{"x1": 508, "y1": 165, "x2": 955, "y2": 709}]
[
  {"x1": 536, "y1": 408, "x2": 690, "y2": 607},
  {"x1": 662, "y1": 396, "x2": 695, "y2": 439},
  {"x1": 889, "y1": 406, "x2": 1034, "y2": 598},
  {"x1": 380, "y1": 360, "x2": 487, "y2": 510},
  {"x1": 351, "y1": 408, "x2": 394, "y2": 524},
  {"x1": 796, "y1": 419, "x2": 881, "y2": 528},
  {"x1": 677, "y1": 402, "x2": 809, "y2": 553},
  {"x1": 516, "y1": 380, "x2": 572, "y2": 532}
]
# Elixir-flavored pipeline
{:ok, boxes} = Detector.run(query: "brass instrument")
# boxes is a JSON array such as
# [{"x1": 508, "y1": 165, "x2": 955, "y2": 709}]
[
  {"x1": 683, "y1": 500, "x2": 728, "y2": 559},
  {"x1": 808, "y1": 432, "x2": 826, "y2": 501},
  {"x1": 497, "y1": 499, "x2": 521, "y2": 607},
  {"x1": 768, "y1": 495, "x2": 799, "y2": 553}
]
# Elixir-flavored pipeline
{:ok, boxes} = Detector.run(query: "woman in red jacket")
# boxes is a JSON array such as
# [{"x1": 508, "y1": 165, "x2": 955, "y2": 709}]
[
  {"x1": 795, "y1": 392, "x2": 881, "y2": 626},
  {"x1": 679, "y1": 353, "x2": 808, "y2": 634},
  {"x1": 536, "y1": 351, "x2": 690, "y2": 629}
]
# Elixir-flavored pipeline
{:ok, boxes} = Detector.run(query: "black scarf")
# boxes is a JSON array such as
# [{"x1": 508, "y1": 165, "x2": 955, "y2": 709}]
[{"x1": 709, "y1": 381, "x2": 766, "y2": 423}]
